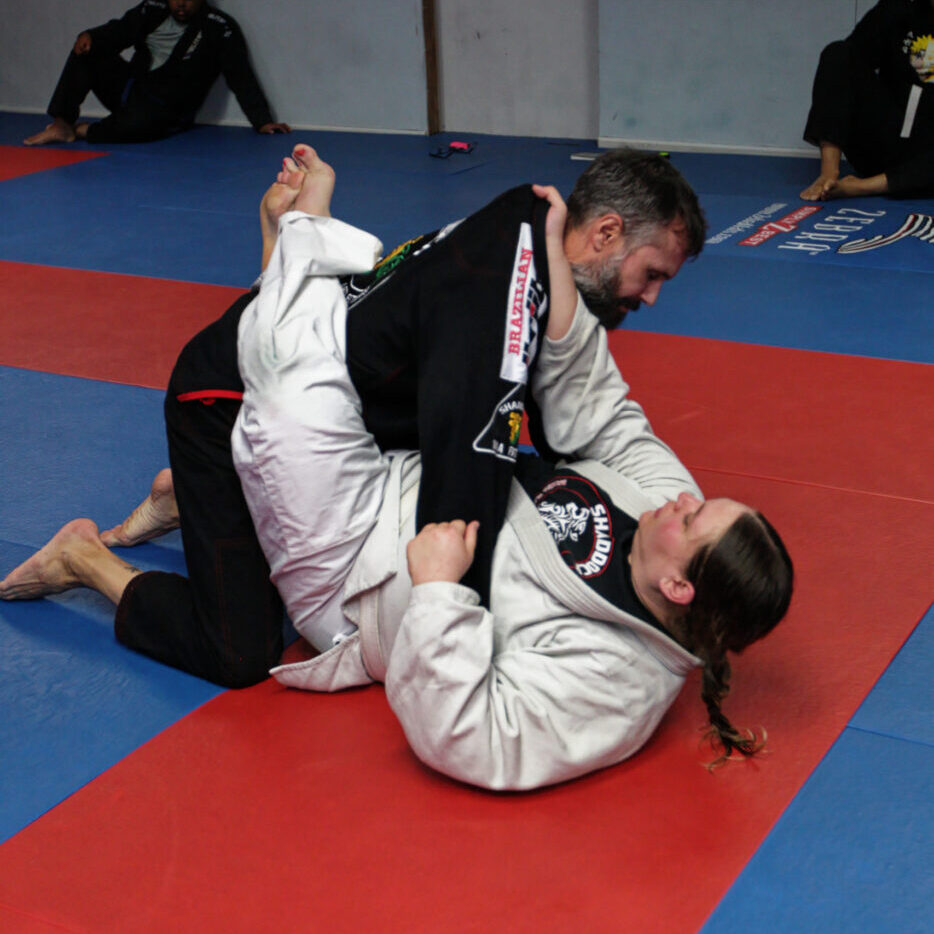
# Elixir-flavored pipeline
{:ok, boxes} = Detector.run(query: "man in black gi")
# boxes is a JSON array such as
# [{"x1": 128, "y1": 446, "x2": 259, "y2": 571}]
[
  {"x1": 1, "y1": 146, "x2": 707, "y2": 689},
  {"x1": 24, "y1": 0, "x2": 289, "y2": 146}
]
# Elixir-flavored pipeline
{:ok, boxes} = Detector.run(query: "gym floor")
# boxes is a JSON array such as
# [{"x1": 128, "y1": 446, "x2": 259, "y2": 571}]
[{"x1": 0, "y1": 112, "x2": 931, "y2": 933}]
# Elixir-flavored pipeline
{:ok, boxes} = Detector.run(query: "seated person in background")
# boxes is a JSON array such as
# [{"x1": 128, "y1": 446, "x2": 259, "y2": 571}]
[
  {"x1": 801, "y1": 0, "x2": 934, "y2": 201},
  {"x1": 24, "y1": 0, "x2": 289, "y2": 146},
  {"x1": 0, "y1": 150, "x2": 794, "y2": 791}
]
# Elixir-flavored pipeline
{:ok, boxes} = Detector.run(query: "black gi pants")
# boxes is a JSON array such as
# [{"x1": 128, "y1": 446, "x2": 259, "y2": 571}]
[
  {"x1": 115, "y1": 291, "x2": 285, "y2": 687},
  {"x1": 48, "y1": 50, "x2": 183, "y2": 144},
  {"x1": 115, "y1": 187, "x2": 551, "y2": 686},
  {"x1": 804, "y1": 40, "x2": 934, "y2": 195}
]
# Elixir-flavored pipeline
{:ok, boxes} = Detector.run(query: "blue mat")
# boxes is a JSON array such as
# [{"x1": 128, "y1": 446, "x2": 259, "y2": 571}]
[
  {"x1": 851, "y1": 603, "x2": 934, "y2": 747},
  {"x1": 642, "y1": 254, "x2": 934, "y2": 364},
  {"x1": 0, "y1": 543, "x2": 220, "y2": 844},
  {"x1": 0, "y1": 123, "x2": 589, "y2": 288},
  {"x1": 702, "y1": 727, "x2": 934, "y2": 934},
  {"x1": 1, "y1": 112, "x2": 932, "y2": 928},
  {"x1": 0, "y1": 367, "x2": 173, "y2": 547},
  {"x1": 0, "y1": 366, "x2": 221, "y2": 844}
]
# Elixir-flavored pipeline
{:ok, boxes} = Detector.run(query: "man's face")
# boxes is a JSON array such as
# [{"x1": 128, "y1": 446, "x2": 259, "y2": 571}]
[
  {"x1": 571, "y1": 221, "x2": 688, "y2": 328},
  {"x1": 168, "y1": 0, "x2": 204, "y2": 23}
]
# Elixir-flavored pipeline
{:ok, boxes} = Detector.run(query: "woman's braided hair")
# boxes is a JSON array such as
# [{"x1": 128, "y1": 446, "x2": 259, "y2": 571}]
[{"x1": 680, "y1": 511, "x2": 793, "y2": 769}]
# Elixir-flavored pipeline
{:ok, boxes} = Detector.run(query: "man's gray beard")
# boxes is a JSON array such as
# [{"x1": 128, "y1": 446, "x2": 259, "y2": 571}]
[{"x1": 570, "y1": 254, "x2": 632, "y2": 330}]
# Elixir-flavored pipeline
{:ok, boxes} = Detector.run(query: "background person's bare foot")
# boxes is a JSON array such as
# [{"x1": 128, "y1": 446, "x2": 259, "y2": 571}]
[
  {"x1": 820, "y1": 174, "x2": 888, "y2": 199},
  {"x1": 0, "y1": 519, "x2": 103, "y2": 599},
  {"x1": 23, "y1": 118, "x2": 76, "y2": 146},
  {"x1": 800, "y1": 173, "x2": 838, "y2": 201},
  {"x1": 100, "y1": 469, "x2": 179, "y2": 547},
  {"x1": 75, "y1": 123, "x2": 89, "y2": 139}
]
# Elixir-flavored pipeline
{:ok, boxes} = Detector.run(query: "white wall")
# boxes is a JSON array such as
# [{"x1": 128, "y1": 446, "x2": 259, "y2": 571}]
[
  {"x1": 199, "y1": 0, "x2": 428, "y2": 133},
  {"x1": 0, "y1": 0, "x2": 876, "y2": 150},
  {"x1": 1, "y1": 0, "x2": 118, "y2": 116},
  {"x1": 597, "y1": 0, "x2": 861, "y2": 155},
  {"x1": 435, "y1": 0, "x2": 598, "y2": 138}
]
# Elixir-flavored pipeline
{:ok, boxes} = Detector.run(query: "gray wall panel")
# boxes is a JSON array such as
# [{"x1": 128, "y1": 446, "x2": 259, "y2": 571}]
[
  {"x1": 598, "y1": 0, "x2": 861, "y2": 154},
  {"x1": 435, "y1": 0, "x2": 598, "y2": 137}
]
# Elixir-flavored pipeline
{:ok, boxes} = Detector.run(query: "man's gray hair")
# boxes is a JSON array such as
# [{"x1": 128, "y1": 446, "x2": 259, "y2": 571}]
[{"x1": 566, "y1": 148, "x2": 706, "y2": 257}]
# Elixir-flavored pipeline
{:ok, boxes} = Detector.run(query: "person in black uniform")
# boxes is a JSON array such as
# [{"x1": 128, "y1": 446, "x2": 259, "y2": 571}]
[
  {"x1": 801, "y1": 0, "x2": 934, "y2": 200},
  {"x1": 24, "y1": 0, "x2": 289, "y2": 146}
]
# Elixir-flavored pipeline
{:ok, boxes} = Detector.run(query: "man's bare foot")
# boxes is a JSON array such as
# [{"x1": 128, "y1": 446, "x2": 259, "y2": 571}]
[
  {"x1": 800, "y1": 173, "x2": 838, "y2": 201},
  {"x1": 100, "y1": 468, "x2": 179, "y2": 547},
  {"x1": 23, "y1": 118, "x2": 76, "y2": 146},
  {"x1": 75, "y1": 123, "x2": 89, "y2": 139},
  {"x1": 291, "y1": 144, "x2": 335, "y2": 217},
  {"x1": 0, "y1": 519, "x2": 104, "y2": 599}
]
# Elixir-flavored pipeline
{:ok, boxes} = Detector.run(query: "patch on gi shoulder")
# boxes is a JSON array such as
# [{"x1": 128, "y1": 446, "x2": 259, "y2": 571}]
[
  {"x1": 472, "y1": 383, "x2": 525, "y2": 463},
  {"x1": 500, "y1": 223, "x2": 547, "y2": 385},
  {"x1": 534, "y1": 474, "x2": 615, "y2": 579},
  {"x1": 342, "y1": 219, "x2": 462, "y2": 309}
]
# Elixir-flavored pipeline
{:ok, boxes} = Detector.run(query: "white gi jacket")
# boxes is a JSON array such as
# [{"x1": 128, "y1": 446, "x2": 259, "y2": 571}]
[{"x1": 242, "y1": 214, "x2": 703, "y2": 790}]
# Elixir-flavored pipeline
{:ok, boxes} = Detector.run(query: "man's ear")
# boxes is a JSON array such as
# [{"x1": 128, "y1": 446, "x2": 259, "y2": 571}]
[
  {"x1": 659, "y1": 575, "x2": 695, "y2": 607},
  {"x1": 591, "y1": 213, "x2": 624, "y2": 252}
]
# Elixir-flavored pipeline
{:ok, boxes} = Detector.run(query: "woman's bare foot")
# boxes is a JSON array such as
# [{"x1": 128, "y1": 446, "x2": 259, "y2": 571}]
[
  {"x1": 0, "y1": 519, "x2": 105, "y2": 599},
  {"x1": 800, "y1": 173, "x2": 839, "y2": 201},
  {"x1": 100, "y1": 468, "x2": 179, "y2": 547},
  {"x1": 260, "y1": 158, "x2": 305, "y2": 242},
  {"x1": 23, "y1": 118, "x2": 77, "y2": 146},
  {"x1": 260, "y1": 144, "x2": 335, "y2": 269},
  {"x1": 291, "y1": 144, "x2": 335, "y2": 217}
]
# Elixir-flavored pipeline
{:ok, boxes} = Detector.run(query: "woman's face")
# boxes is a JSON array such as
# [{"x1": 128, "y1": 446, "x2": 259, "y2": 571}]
[{"x1": 633, "y1": 493, "x2": 748, "y2": 589}]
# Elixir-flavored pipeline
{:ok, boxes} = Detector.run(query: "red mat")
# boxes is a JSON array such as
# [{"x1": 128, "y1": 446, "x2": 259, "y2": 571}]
[
  {"x1": 0, "y1": 333, "x2": 930, "y2": 933},
  {"x1": 0, "y1": 260, "x2": 244, "y2": 389},
  {"x1": 0, "y1": 145, "x2": 105, "y2": 182},
  {"x1": 610, "y1": 330, "x2": 934, "y2": 503}
]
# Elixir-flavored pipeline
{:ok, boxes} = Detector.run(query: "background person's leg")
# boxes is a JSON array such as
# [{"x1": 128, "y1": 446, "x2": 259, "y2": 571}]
[
  {"x1": 47, "y1": 51, "x2": 132, "y2": 126},
  {"x1": 83, "y1": 90, "x2": 181, "y2": 144}
]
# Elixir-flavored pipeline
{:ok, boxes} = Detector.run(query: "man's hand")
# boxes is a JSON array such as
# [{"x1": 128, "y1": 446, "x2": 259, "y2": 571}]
[
  {"x1": 406, "y1": 520, "x2": 479, "y2": 586},
  {"x1": 73, "y1": 32, "x2": 92, "y2": 55},
  {"x1": 258, "y1": 122, "x2": 291, "y2": 134}
]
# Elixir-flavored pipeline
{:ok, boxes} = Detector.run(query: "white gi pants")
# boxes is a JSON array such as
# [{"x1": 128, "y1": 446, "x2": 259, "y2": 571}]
[{"x1": 231, "y1": 212, "x2": 389, "y2": 652}]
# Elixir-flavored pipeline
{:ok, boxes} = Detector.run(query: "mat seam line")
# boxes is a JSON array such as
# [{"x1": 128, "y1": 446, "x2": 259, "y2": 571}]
[
  {"x1": 687, "y1": 465, "x2": 934, "y2": 506},
  {"x1": 844, "y1": 723, "x2": 934, "y2": 752},
  {"x1": 0, "y1": 900, "x2": 87, "y2": 934}
]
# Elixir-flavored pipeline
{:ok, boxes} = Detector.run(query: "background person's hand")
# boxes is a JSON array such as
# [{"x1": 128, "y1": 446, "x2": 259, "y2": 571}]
[{"x1": 73, "y1": 32, "x2": 92, "y2": 55}]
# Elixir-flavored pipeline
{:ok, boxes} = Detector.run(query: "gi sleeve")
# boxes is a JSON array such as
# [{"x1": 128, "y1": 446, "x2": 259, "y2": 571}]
[
  {"x1": 530, "y1": 298, "x2": 701, "y2": 502},
  {"x1": 384, "y1": 581, "x2": 676, "y2": 790}
]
